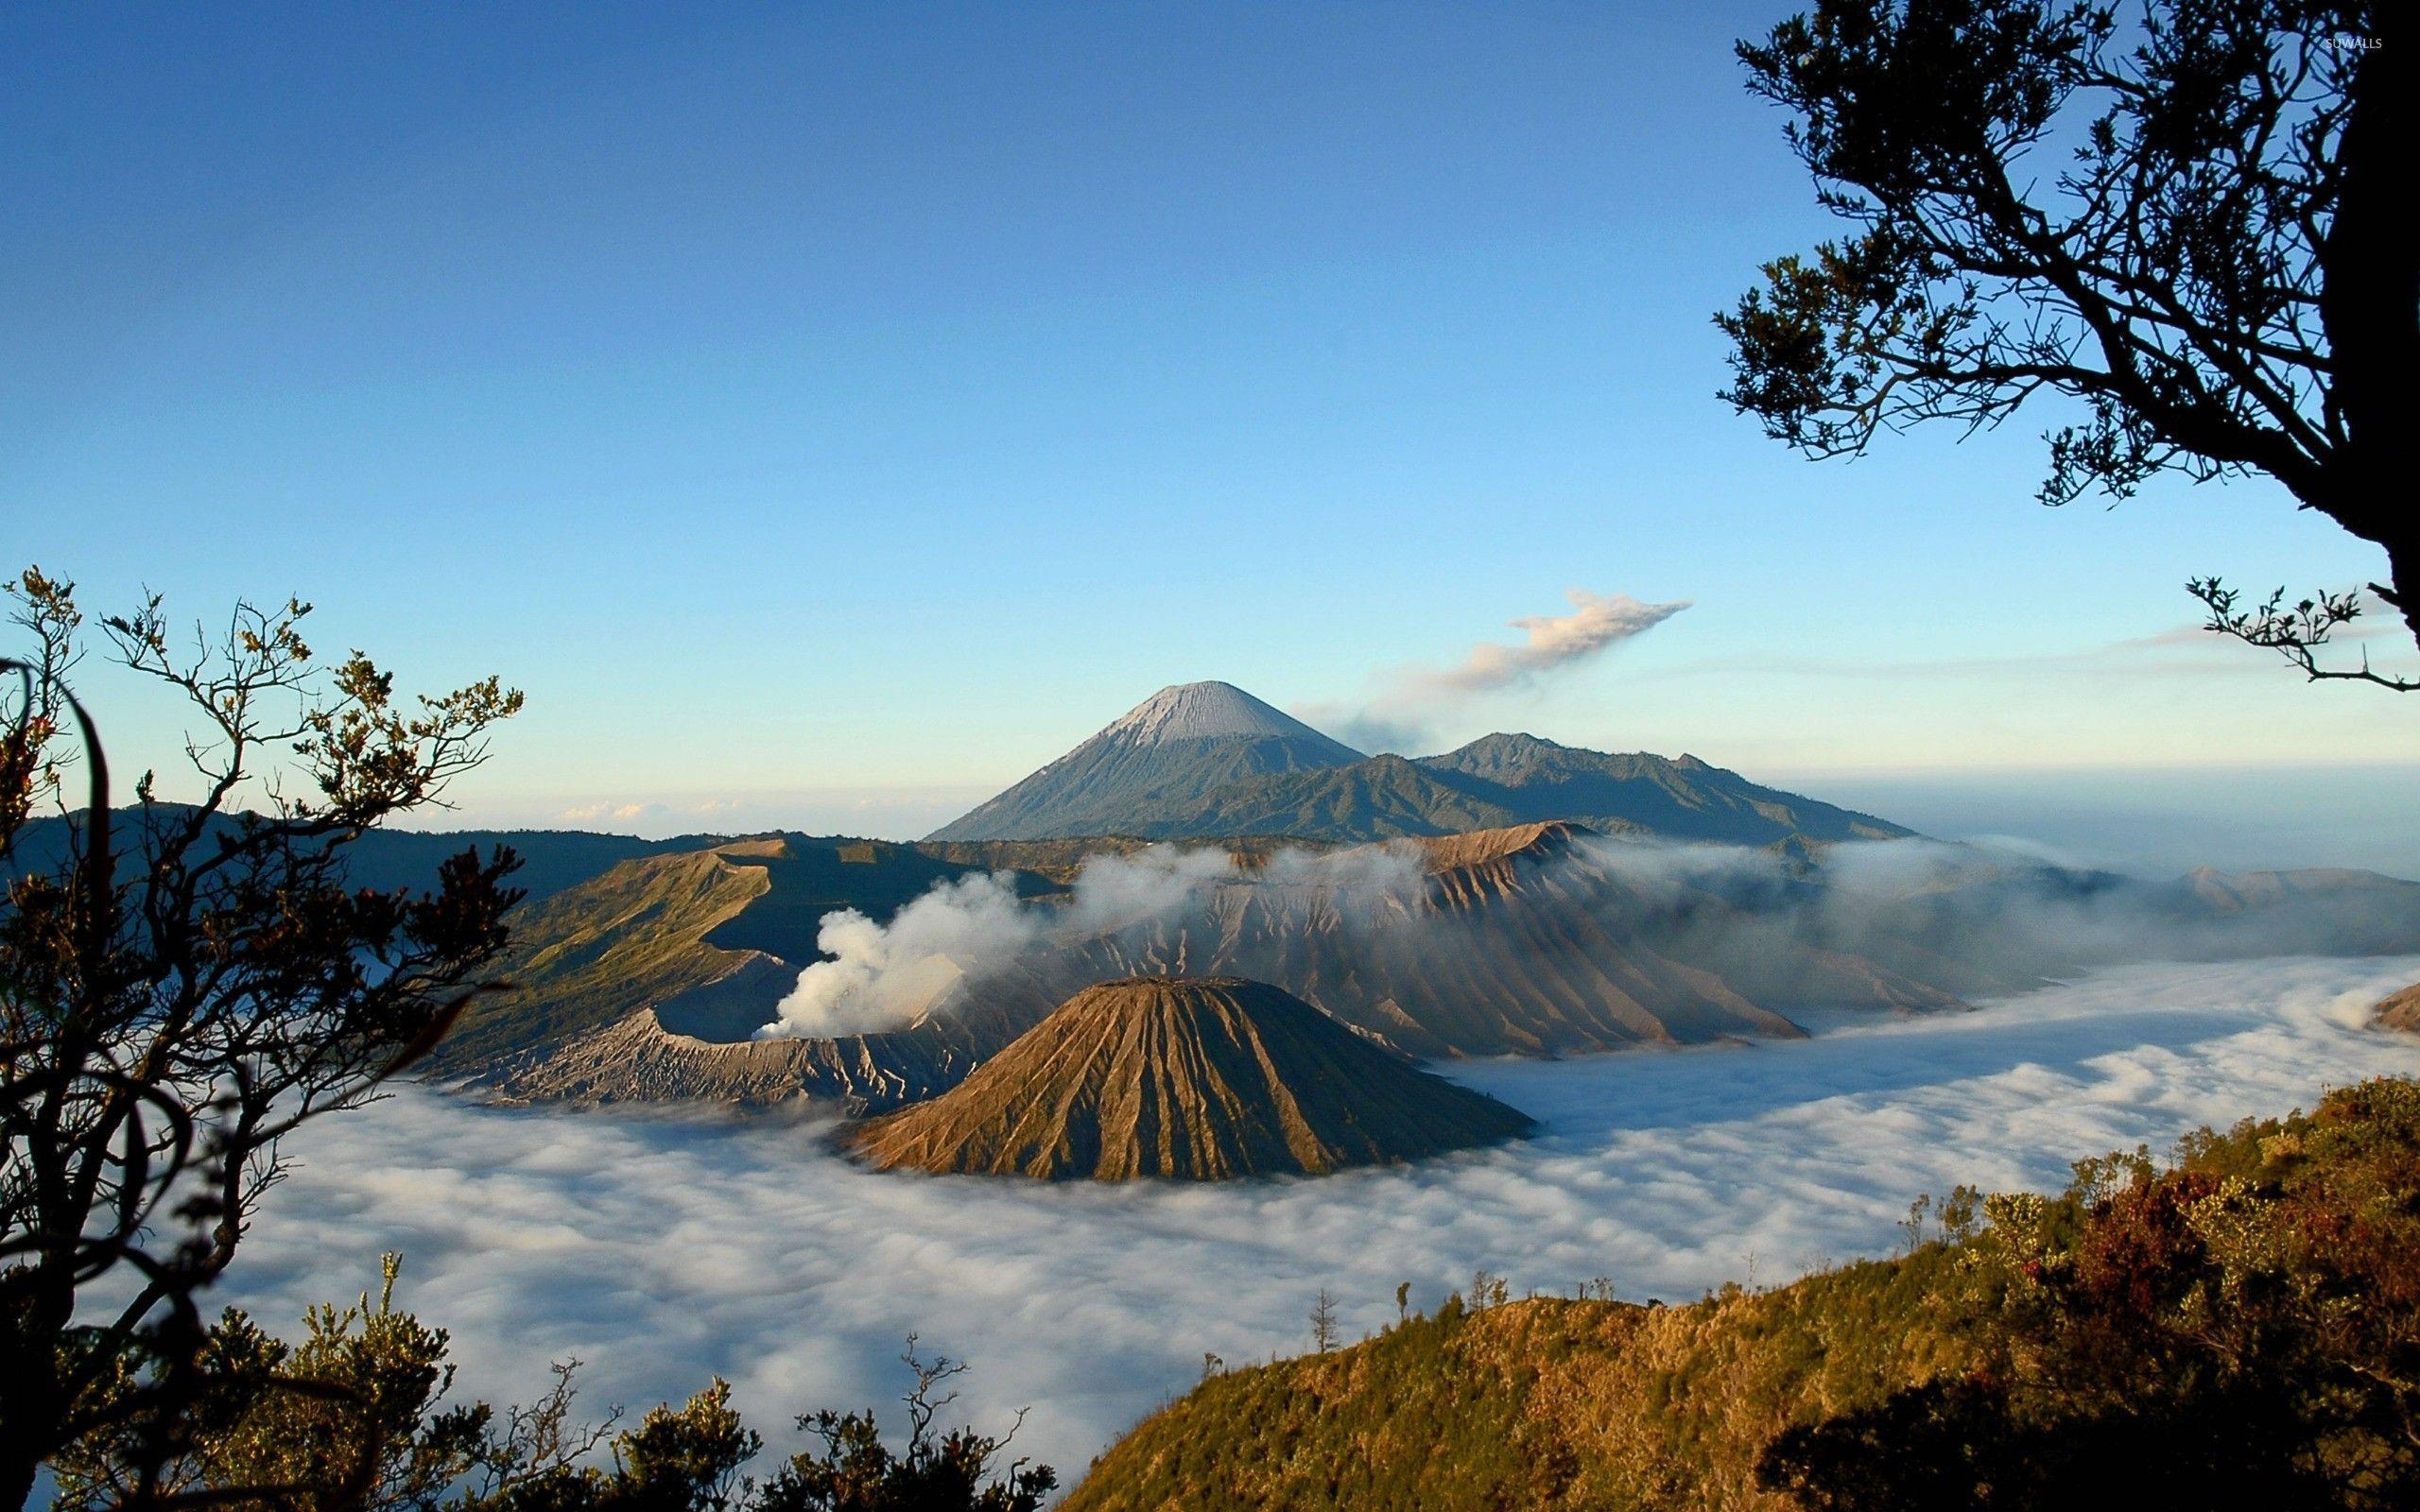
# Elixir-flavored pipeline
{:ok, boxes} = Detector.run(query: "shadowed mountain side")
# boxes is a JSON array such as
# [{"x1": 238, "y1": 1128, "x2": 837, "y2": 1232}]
[
  {"x1": 1115, "y1": 754, "x2": 1510, "y2": 840},
  {"x1": 2378, "y1": 984, "x2": 2420, "y2": 1033},
  {"x1": 914, "y1": 834, "x2": 1332, "y2": 885},
  {"x1": 2155, "y1": 868, "x2": 2420, "y2": 955},
  {"x1": 842, "y1": 977, "x2": 1535, "y2": 1180},
  {"x1": 928, "y1": 698, "x2": 1916, "y2": 846},
  {"x1": 1417, "y1": 733, "x2": 1911, "y2": 843},
  {"x1": 429, "y1": 842, "x2": 780, "y2": 1073},
  {"x1": 454, "y1": 995, "x2": 995, "y2": 1109},
  {"x1": 1149, "y1": 736, "x2": 1914, "y2": 846}
]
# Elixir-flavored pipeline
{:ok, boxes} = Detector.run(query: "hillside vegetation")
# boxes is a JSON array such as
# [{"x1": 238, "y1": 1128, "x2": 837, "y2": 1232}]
[{"x1": 1067, "y1": 1076, "x2": 2420, "y2": 1511}]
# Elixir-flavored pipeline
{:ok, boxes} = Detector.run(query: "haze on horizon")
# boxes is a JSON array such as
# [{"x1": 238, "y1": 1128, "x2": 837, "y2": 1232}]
[{"x1": 6, "y1": 2, "x2": 2411, "y2": 872}]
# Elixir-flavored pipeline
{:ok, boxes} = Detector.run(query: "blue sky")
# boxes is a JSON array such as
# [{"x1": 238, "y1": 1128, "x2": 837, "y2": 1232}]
[{"x1": 6, "y1": 3, "x2": 2412, "y2": 861}]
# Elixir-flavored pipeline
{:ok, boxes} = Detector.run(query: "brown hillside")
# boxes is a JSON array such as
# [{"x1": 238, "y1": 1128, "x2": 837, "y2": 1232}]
[{"x1": 843, "y1": 976, "x2": 1533, "y2": 1180}]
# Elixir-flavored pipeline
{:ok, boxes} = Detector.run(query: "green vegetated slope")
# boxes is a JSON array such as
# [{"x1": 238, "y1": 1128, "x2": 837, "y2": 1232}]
[
  {"x1": 1068, "y1": 1077, "x2": 2420, "y2": 1511},
  {"x1": 1127, "y1": 753, "x2": 1510, "y2": 841},
  {"x1": 844, "y1": 976, "x2": 1533, "y2": 1180}
]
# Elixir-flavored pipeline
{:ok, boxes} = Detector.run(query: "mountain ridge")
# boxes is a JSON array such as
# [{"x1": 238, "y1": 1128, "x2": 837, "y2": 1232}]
[
  {"x1": 930, "y1": 687, "x2": 1914, "y2": 846},
  {"x1": 430, "y1": 823, "x2": 2420, "y2": 1112}
]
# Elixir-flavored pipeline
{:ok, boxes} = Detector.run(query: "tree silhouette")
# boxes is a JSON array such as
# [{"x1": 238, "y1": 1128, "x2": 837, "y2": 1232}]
[
  {"x1": 1, "y1": 568, "x2": 524, "y2": 1507},
  {"x1": 1719, "y1": 1, "x2": 2414, "y2": 686},
  {"x1": 752, "y1": 1336, "x2": 1057, "y2": 1512}
]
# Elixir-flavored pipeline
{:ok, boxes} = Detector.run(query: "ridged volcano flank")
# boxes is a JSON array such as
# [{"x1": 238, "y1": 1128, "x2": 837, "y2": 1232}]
[{"x1": 843, "y1": 976, "x2": 1533, "y2": 1180}]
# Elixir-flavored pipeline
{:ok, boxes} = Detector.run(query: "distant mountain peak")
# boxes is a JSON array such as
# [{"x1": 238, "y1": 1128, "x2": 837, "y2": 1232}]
[
  {"x1": 925, "y1": 683, "x2": 1365, "y2": 842},
  {"x1": 1100, "y1": 681, "x2": 1348, "y2": 748},
  {"x1": 1442, "y1": 730, "x2": 1558, "y2": 754}
]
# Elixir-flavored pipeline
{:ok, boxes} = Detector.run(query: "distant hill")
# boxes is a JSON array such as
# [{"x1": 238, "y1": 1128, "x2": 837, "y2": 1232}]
[
  {"x1": 924, "y1": 684, "x2": 1910, "y2": 845},
  {"x1": 4, "y1": 806, "x2": 697, "y2": 905},
  {"x1": 843, "y1": 976, "x2": 1533, "y2": 1180},
  {"x1": 1416, "y1": 733, "x2": 1909, "y2": 843},
  {"x1": 925, "y1": 682, "x2": 1368, "y2": 842}
]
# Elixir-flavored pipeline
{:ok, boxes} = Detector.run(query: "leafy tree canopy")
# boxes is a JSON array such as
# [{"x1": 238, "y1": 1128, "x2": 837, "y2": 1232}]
[{"x1": 1720, "y1": 0, "x2": 2414, "y2": 687}]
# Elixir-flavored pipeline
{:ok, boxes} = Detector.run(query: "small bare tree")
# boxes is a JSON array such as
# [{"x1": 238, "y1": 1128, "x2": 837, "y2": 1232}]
[
  {"x1": 1309, "y1": 1290, "x2": 1340, "y2": 1354},
  {"x1": 1, "y1": 568, "x2": 524, "y2": 1506},
  {"x1": 754, "y1": 1335, "x2": 1055, "y2": 1512}
]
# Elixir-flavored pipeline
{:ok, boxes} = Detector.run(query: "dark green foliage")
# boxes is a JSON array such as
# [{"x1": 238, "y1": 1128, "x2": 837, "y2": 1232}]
[
  {"x1": 752, "y1": 1341, "x2": 1055, "y2": 1512},
  {"x1": 48, "y1": 1263, "x2": 1049, "y2": 1512},
  {"x1": 3, "y1": 570, "x2": 524, "y2": 1510}
]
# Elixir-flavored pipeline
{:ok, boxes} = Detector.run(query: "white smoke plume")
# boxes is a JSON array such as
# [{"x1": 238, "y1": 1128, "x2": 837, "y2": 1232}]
[
  {"x1": 1306, "y1": 588, "x2": 1689, "y2": 753},
  {"x1": 762, "y1": 872, "x2": 1033, "y2": 1039},
  {"x1": 759, "y1": 845, "x2": 1291, "y2": 1040},
  {"x1": 1416, "y1": 589, "x2": 1691, "y2": 696}
]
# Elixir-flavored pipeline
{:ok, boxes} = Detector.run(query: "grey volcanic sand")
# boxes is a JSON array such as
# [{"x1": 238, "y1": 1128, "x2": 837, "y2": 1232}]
[{"x1": 216, "y1": 955, "x2": 2420, "y2": 1486}]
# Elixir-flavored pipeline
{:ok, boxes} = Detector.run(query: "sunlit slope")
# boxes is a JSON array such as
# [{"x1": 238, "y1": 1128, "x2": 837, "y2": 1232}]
[
  {"x1": 1066, "y1": 1079, "x2": 2420, "y2": 1510},
  {"x1": 845, "y1": 976, "x2": 1534, "y2": 1179}
]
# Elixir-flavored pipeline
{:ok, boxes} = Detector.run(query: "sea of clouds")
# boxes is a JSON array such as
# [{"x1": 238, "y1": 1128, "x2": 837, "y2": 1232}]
[{"x1": 216, "y1": 954, "x2": 2420, "y2": 1486}]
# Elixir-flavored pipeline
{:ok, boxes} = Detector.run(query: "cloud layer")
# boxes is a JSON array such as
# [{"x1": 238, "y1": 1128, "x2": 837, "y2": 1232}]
[{"x1": 220, "y1": 955, "x2": 2420, "y2": 1486}]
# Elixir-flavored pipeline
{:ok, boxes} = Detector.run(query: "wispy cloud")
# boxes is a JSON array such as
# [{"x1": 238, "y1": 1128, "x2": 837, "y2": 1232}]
[
  {"x1": 1410, "y1": 590, "x2": 1690, "y2": 696},
  {"x1": 224, "y1": 956, "x2": 2420, "y2": 1486},
  {"x1": 558, "y1": 801, "x2": 657, "y2": 824},
  {"x1": 1305, "y1": 589, "x2": 1690, "y2": 753}
]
